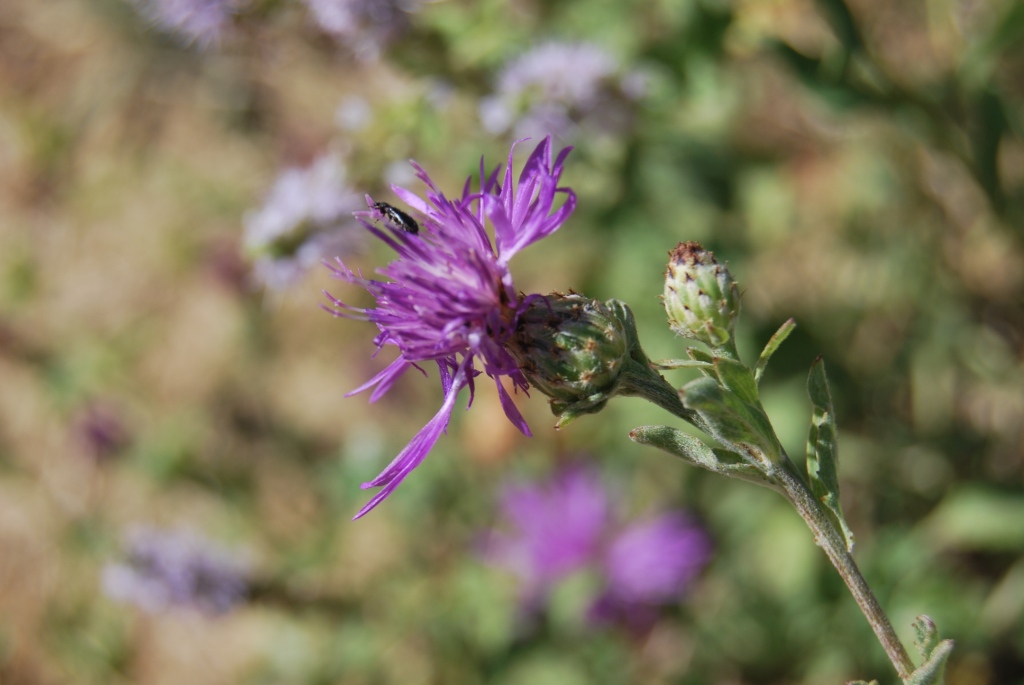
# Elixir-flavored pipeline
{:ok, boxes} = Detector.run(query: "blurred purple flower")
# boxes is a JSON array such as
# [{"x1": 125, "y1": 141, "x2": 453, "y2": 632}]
[
  {"x1": 301, "y1": 0, "x2": 418, "y2": 61},
  {"x1": 484, "y1": 466, "x2": 610, "y2": 603},
  {"x1": 73, "y1": 401, "x2": 130, "y2": 461},
  {"x1": 102, "y1": 526, "x2": 249, "y2": 615},
  {"x1": 480, "y1": 42, "x2": 646, "y2": 141},
  {"x1": 244, "y1": 153, "x2": 363, "y2": 290},
  {"x1": 603, "y1": 513, "x2": 709, "y2": 604},
  {"x1": 130, "y1": 0, "x2": 241, "y2": 46},
  {"x1": 324, "y1": 137, "x2": 576, "y2": 519},
  {"x1": 481, "y1": 466, "x2": 711, "y2": 626}
]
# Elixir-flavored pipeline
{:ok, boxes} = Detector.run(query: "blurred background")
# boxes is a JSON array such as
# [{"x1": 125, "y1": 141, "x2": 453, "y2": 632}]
[{"x1": 1, "y1": 0, "x2": 1022, "y2": 682}]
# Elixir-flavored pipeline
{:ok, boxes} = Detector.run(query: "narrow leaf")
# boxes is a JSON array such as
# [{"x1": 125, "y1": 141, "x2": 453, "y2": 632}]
[
  {"x1": 913, "y1": 615, "x2": 939, "y2": 659},
  {"x1": 714, "y1": 356, "x2": 760, "y2": 405},
  {"x1": 905, "y1": 639, "x2": 954, "y2": 685},
  {"x1": 629, "y1": 425, "x2": 775, "y2": 489},
  {"x1": 653, "y1": 358, "x2": 715, "y2": 370},
  {"x1": 687, "y1": 347, "x2": 717, "y2": 380},
  {"x1": 682, "y1": 376, "x2": 783, "y2": 466},
  {"x1": 907, "y1": 614, "x2": 954, "y2": 684},
  {"x1": 754, "y1": 318, "x2": 796, "y2": 384},
  {"x1": 806, "y1": 357, "x2": 856, "y2": 553},
  {"x1": 629, "y1": 425, "x2": 720, "y2": 470}
]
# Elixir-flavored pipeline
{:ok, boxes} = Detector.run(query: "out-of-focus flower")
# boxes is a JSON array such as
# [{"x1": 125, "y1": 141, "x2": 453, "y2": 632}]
[
  {"x1": 591, "y1": 512, "x2": 711, "y2": 627},
  {"x1": 324, "y1": 137, "x2": 576, "y2": 518},
  {"x1": 481, "y1": 465, "x2": 711, "y2": 627},
  {"x1": 479, "y1": 42, "x2": 646, "y2": 141},
  {"x1": 102, "y1": 526, "x2": 249, "y2": 615},
  {"x1": 244, "y1": 153, "x2": 363, "y2": 290},
  {"x1": 335, "y1": 96, "x2": 373, "y2": 132},
  {"x1": 483, "y1": 466, "x2": 610, "y2": 604},
  {"x1": 72, "y1": 401, "x2": 130, "y2": 461},
  {"x1": 301, "y1": 0, "x2": 419, "y2": 61},
  {"x1": 129, "y1": 0, "x2": 242, "y2": 46}
]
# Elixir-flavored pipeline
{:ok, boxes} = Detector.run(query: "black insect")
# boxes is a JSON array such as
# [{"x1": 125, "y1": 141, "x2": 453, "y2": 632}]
[{"x1": 373, "y1": 201, "x2": 419, "y2": 234}]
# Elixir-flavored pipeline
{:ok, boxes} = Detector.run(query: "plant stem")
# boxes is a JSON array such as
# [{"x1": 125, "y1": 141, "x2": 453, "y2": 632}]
[{"x1": 774, "y1": 460, "x2": 916, "y2": 679}]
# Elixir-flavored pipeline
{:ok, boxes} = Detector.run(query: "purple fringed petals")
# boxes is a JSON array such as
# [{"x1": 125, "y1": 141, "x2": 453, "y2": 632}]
[
  {"x1": 327, "y1": 137, "x2": 576, "y2": 517},
  {"x1": 353, "y1": 369, "x2": 467, "y2": 519}
]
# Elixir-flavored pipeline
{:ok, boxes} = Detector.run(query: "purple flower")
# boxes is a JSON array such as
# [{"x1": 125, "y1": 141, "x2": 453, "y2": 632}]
[
  {"x1": 73, "y1": 401, "x2": 130, "y2": 461},
  {"x1": 301, "y1": 0, "x2": 418, "y2": 61},
  {"x1": 481, "y1": 466, "x2": 711, "y2": 626},
  {"x1": 102, "y1": 526, "x2": 249, "y2": 615},
  {"x1": 603, "y1": 513, "x2": 710, "y2": 603},
  {"x1": 244, "y1": 153, "x2": 363, "y2": 290},
  {"x1": 483, "y1": 466, "x2": 610, "y2": 602},
  {"x1": 480, "y1": 42, "x2": 645, "y2": 141},
  {"x1": 130, "y1": 0, "x2": 242, "y2": 46},
  {"x1": 324, "y1": 137, "x2": 576, "y2": 519}
]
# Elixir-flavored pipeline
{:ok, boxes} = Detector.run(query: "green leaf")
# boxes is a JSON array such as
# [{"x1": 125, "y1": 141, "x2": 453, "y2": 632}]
[
  {"x1": 713, "y1": 356, "x2": 759, "y2": 405},
  {"x1": 629, "y1": 425, "x2": 775, "y2": 489},
  {"x1": 682, "y1": 376, "x2": 783, "y2": 467},
  {"x1": 806, "y1": 357, "x2": 856, "y2": 553},
  {"x1": 686, "y1": 347, "x2": 718, "y2": 380},
  {"x1": 754, "y1": 318, "x2": 796, "y2": 384},
  {"x1": 912, "y1": 615, "x2": 939, "y2": 660},
  {"x1": 922, "y1": 487, "x2": 1024, "y2": 551},
  {"x1": 903, "y1": 616, "x2": 954, "y2": 685},
  {"x1": 652, "y1": 359, "x2": 714, "y2": 370}
]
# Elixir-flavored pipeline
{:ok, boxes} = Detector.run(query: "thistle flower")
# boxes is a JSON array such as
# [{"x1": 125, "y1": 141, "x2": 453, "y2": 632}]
[
  {"x1": 663, "y1": 241, "x2": 740, "y2": 347},
  {"x1": 596, "y1": 512, "x2": 711, "y2": 613},
  {"x1": 130, "y1": 0, "x2": 242, "y2": 46},
  {"x1": 244, "y1": 153, "x2": 363, "y2": 290},
  {"x1": 481, "y1": 465, "x2": 711, "y2": 626},
  {"x1": 482, "y1": 466, "x2": 610, "y2": 605},
  {"x1": 479, "y1": 42, "x2": 645, "y2": 141},
  {"x1": 102, "y1": 526, "x2": 249, "y2": 615},
  {"x1": 301, "y1": 0, "x2": 418, "y2": 61},
  {"x1": 506, "y1": 294, "x2": 631, "y2": 424},
  {"x1": 324, "y1": 137, "x2": 576, "y2": 518}
]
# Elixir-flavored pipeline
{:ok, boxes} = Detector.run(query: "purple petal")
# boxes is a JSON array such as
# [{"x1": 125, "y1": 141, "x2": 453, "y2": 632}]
[
  {"x1": 494, "y1": 377, "x2": 531, "y2": 436},
  {"x1": 353, "y1": 368, "x2": 467, "y2": 519}
]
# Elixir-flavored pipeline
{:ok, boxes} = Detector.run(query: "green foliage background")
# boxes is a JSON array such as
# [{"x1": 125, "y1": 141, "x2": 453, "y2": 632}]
[{"x1": 0, "y1": 0, "x2": 1022, "y2": 682}]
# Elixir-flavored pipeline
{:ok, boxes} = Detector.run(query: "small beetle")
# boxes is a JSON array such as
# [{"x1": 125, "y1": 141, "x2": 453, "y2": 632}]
[{"x1": 373, "y1": 201, "x2": 419, "y2": 234}]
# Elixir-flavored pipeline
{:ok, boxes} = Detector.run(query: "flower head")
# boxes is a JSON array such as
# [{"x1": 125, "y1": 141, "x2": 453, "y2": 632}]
[
  {"x1": 482, "y1": 466, "x2": 610, "y2": 603},
  {"x1": 481, "y1": 465, "x2": 711, "y2": 627},
  {"x1": 102, "y1": 526, "x2": 249, "y2": 615},
  {"x1": 507, "y1": 294, "x2": 632, "y2": 426},
  {"x1": 244, "y1": 153, "x2": 363, "y2": 290},
  {"x1": 479, "y1": 42, "x2": 645, "y2": 140},
  {"x1": 325, "y1": 137, "x2": 576, "y2": 518},
  {"x1": 663, "y1": 241, "x2": 741, "y2": 347},
  {"x1": 131, "y1": 0, "x2": 242, "y2": 46},
  {"x1": 301, "y1": 0, "x2": 419, "y2": 61}
]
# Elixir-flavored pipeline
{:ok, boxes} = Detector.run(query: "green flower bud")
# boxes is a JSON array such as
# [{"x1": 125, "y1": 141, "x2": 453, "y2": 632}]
[
  {"x1": 663, "y1": 241, "x2": 740, "y2": 347},
  {"x1": 506, "y1": 293, "x2": 631, "y2": 425}
]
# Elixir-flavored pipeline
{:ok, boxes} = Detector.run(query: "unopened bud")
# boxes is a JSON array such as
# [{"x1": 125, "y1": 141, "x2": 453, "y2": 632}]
[
  {"x1": 663, "y1": 241, "x2": 740, "y2": 347},
  {"x1": 506, "y1": 293, "x2": 631, "y2": 423}
]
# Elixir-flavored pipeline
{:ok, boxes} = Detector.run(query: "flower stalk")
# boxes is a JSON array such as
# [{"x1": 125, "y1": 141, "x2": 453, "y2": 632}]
[{"x1": 773, "y1": 459, "x2": 916, "y2": 678}]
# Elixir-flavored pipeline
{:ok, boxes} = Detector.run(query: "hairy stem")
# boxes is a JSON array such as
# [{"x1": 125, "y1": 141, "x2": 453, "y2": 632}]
[{"x1": 774, "y1": 460, "x2": 916, "y2": 678}]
